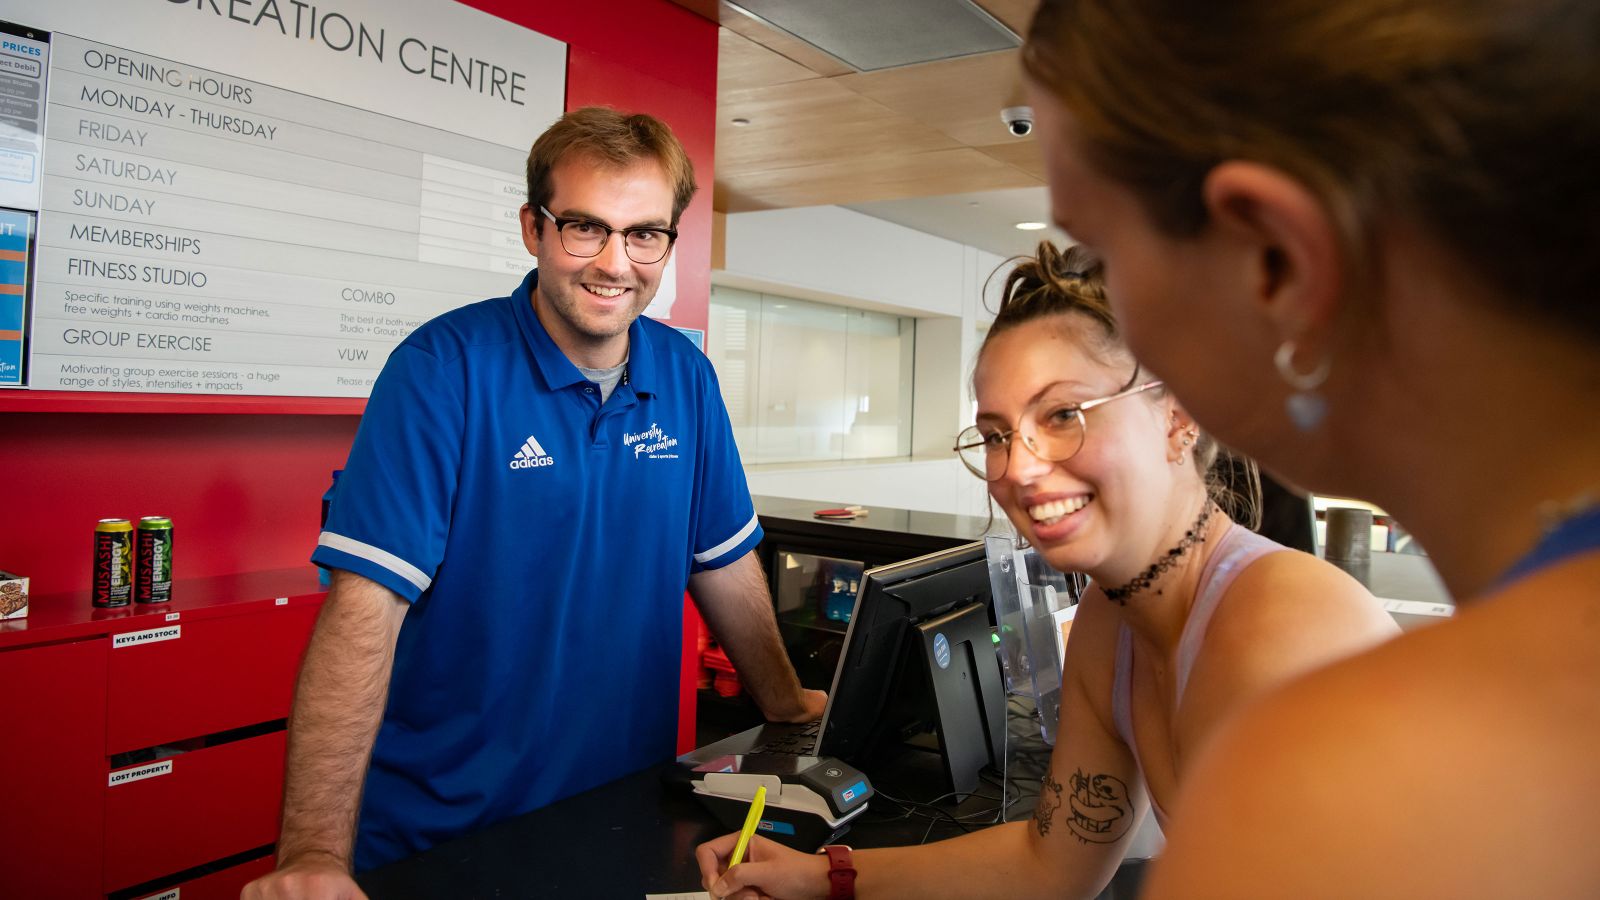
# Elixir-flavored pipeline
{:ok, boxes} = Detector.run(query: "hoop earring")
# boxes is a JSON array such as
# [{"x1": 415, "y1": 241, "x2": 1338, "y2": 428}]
[{"x1": 1274, "y1": 340, "x2": 1331, "y2": 432}]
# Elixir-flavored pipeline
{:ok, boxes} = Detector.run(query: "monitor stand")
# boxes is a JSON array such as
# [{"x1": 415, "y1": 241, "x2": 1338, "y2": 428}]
[{"x1": 916, "y1": 601, "x2": 1006, "y2": 795}]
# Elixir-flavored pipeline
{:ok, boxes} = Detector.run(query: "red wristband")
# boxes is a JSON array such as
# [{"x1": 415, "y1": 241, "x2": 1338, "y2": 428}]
[{"x1": 817, "y1": 844, "x2": 855, "y2": 900}]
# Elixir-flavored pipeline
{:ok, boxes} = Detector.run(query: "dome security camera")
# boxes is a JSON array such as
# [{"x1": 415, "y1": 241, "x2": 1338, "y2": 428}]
[{"x1": 1001, "y1": 106, "x2": 1034, "y2": 137}]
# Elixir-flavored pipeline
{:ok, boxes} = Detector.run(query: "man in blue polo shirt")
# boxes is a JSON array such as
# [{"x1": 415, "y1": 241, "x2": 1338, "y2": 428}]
[{"x1": 245, "y1": 108, "x2": 825, "y2": 898}]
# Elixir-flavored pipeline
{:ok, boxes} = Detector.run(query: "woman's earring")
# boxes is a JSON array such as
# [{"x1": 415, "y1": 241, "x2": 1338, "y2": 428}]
[
  {"x1": 1175, "y1": 432, "x2": 1194, "y2": 466},
  {"x1": 1274, "y1": 340, "x2": 1332, "y2": 432}
]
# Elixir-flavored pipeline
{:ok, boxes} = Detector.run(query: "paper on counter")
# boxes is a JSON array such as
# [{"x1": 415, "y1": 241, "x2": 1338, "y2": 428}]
[{"x1": 645, "y1": 893, "x2": 712, "y2": 900}]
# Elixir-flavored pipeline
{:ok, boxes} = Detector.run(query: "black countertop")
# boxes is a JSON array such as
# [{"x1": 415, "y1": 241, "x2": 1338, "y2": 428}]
[
  {"x1": 355, "y1": 698, "x2": 1131, "y2": 899},
  {"x1": 753, "y1": 495, "x2": 991, "y2": 547}
]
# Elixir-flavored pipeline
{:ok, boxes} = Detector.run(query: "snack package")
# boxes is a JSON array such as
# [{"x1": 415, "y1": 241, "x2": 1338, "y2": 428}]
[{"x1": 0, "y1": 570, "x2": 28, "y2": 619}]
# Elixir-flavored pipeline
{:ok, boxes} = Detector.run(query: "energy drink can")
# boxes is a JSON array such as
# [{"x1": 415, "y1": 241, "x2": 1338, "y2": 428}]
[
  {"x1": 136, "y1": 516, "x2": 173, "y2": 603},
  {"x1": 93, "y1": 518, "x2": 133, "y2": 608}
]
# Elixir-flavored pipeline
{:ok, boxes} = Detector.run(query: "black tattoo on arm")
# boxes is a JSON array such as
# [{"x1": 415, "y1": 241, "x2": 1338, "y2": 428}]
[
  {"x1": 1065, "y1": 769, "x2": 1132, "y2": 844},
  {"x1": 1034, "y1": 772, "x2": 1064, "y2": 837}
]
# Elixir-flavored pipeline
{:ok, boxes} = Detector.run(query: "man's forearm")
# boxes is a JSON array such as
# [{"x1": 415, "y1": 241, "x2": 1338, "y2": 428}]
[
  {"x1": 689, "y1": 552, "x2": 811, "y2": 720},
  {"x1": 276, "y1": 570, "x2": 409, "y2": 868}
]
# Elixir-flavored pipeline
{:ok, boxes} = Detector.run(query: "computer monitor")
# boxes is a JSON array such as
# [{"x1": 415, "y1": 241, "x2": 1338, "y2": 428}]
[{"x1": 815, "y1": 541, "x2": 1006, "y2": 796}]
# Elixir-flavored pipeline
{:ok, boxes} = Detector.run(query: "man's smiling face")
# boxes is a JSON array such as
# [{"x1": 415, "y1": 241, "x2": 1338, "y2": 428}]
[{"x1": 520, "y1": 154, "x2": 675, "y2": 359}]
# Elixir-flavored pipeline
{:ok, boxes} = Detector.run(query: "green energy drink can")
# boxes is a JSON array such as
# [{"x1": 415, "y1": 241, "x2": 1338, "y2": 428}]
[
  {"x1": 93, "y1": 519, "x2": 133, "y2": 608},
  {"x1": 136, "y1": 516, "x2": 173, "y2": 603}
]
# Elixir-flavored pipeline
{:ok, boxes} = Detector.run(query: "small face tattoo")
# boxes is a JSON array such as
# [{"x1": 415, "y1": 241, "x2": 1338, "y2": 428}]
[
  {"x1": 1034, "y1": 772, "x2": 1064, "y2": 837},
  {"x1": 1066, "y1": 770, "x2": 1132, "y2": 844}
]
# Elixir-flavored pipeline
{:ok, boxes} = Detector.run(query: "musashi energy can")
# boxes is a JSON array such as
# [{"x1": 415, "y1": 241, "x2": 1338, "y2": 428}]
[
  {"x1": 136, "y1": 516, "x2": 173, "y2": 603},
  {"x1": 93, "y1": 518, "x2": 133, "y2": 608}
]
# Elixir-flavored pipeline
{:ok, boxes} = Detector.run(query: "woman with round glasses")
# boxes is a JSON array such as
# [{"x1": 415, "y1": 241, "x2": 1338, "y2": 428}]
[{"x1": 696, "y1": 243, "x2": 1396, "y2": 900}]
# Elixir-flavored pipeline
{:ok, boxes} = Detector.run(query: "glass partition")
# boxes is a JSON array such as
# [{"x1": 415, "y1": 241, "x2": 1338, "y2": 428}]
[{"x1": 708, "y1": 285, "x2": 914, "y2": 464}]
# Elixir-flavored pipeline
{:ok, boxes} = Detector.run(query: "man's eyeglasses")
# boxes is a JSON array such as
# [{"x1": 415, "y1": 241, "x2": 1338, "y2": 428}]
[
  {"x1": 954, "y1": 379, "x2": 1165, "y2": 482},
  {"x1": 540, "y1": 206, "x2": 677, "y2": 265}
]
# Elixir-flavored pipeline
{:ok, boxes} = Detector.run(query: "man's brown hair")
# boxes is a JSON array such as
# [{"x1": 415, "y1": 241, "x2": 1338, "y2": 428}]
[{"x1": 526, "y1": 106, "x2": 697, "y2": 230}]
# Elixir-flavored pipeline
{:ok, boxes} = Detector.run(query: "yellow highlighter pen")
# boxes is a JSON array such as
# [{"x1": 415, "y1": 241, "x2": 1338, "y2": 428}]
[{"x1": 728, "y1": 784, "x2": 768, "y2": 869}]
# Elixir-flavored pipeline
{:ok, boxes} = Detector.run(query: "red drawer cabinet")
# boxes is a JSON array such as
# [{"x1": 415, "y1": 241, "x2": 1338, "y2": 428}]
[
  {"x1": 0, "y1": 637, "x2": 108, "y2": 900},
  {"x1": 104, "y1": 731, "x2": 288, "y2": 890},
  {"x1": 129, "y1": 856, "x2": 276, "y2": 900},
  {"x1": 106, "y1": 604, "x2": 319, "y2": 754},
  {"x1": 0, "y1": 570, "x2": 324, "y2": 898},
  {"x1": 2, "y1": 569, "x2": 703, "y2": 897}
]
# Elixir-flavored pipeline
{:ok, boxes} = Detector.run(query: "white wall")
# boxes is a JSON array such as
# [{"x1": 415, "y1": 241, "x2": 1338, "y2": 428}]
[
  {"x1": 721, "y1": 206, "x2": 1012, "y2": 518},
  {"x1": 720, "y1": 206, "x2": 968, "y2": 317},
  {"x1": 744, "y1": 457, "x2": 997, "y2": 520}
]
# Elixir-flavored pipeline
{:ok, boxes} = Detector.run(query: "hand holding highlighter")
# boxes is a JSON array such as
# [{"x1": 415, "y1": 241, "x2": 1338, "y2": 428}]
[{"x1": 728, "y1": 784, "x2": 768, "y2": 869}]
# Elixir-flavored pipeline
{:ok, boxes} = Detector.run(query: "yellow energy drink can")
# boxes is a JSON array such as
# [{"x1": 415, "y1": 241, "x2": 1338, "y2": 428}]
[{"x1": 93, "y1": 518, "x2": 133, "y2": 608}]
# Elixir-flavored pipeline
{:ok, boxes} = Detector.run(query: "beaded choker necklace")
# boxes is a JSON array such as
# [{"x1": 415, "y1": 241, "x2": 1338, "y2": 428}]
[{"x1": 1103, "y1": 502, "x2": 1216, "y2": 605}]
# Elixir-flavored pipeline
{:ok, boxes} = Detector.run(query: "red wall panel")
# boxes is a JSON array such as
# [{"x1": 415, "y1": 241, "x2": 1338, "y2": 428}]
[
  {"x1": 1, "y1": 413, "x2": 358, "y2": 594},
  {"x1": 456, "y1": 0, "x2": 718, "y2": 95}
]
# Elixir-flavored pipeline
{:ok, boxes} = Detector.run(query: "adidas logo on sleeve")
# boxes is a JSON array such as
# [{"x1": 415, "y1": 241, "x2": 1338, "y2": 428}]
[{"x1": 508, "y1": 435, "x2": 555, "y2": 469}]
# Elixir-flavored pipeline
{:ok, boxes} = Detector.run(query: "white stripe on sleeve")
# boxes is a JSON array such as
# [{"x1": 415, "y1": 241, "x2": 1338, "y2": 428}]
[
  {"x1": 317, "y1": 532, "x2": 433, "y2": 592},
  {"x1": 693, "y1": 513, "x2": 760, "y2": 565}
]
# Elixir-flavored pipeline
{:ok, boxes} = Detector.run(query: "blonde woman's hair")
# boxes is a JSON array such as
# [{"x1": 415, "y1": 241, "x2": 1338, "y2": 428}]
[{"x1": 1022, "y1": 0, "x2": 1600, "y2": 341}]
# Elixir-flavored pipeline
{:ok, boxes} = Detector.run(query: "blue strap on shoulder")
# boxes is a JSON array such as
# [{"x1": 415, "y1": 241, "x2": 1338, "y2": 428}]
[{"x1": 1498, "y1": 506, "x2": 1600, "y2": 587}]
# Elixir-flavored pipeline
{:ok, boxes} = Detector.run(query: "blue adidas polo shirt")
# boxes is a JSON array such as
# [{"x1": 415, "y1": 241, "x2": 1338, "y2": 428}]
[{"x1": 311, "y1": 269, "x2": 762, "y2": 870}]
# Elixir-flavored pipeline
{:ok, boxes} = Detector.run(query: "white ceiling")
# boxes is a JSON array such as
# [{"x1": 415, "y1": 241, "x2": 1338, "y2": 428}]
[{"x1": 845, "y1": 185, "x2": 1073, "y2": 259}]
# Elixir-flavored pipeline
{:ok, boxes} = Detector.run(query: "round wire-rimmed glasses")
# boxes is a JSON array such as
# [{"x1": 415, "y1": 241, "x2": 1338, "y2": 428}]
[
  {"x1": 954, "y1": 379, "x2": 1165, "y2": 481},
  {"x1": 540, "y1": 205, "x2": 678, "y2": 264}
]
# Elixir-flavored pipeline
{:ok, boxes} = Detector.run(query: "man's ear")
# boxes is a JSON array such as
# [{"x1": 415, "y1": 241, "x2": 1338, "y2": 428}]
[
  {"x1": 518, "y1": 203, "x2": 543, "y2": 257},
  {"x1": 1201, "y1": 161, "x2": 1345, "y2": 351}
]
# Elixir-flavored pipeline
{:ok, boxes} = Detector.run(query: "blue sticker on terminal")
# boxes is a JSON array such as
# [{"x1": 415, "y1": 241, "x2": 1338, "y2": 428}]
[
  {"x1": 756, "y1": 819, "x2": 795, "y2": 835},
  {"x1": 934, "y1": 633, "x2": 951, "y2": 669}
]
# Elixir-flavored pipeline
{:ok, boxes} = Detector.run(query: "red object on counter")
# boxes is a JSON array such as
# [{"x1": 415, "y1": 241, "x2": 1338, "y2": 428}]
[{"x1": 701, "y1": 643, "x2": 744, "y2": 697}]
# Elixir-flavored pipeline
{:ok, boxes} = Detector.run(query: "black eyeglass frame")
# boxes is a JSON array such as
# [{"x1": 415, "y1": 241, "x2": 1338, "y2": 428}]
[{"x1": 539, "y1": 205, "x2": 678, "y2": 265}]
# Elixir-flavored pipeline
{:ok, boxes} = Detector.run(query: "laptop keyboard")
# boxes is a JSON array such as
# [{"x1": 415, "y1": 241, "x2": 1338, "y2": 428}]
[{"x1": 749, "y1": 719, "x2": 821, "y2": 756}]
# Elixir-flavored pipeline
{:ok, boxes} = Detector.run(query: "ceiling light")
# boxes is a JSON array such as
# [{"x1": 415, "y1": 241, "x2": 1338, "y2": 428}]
[{"x1": 1015, "y1": 222, "x2": 1047, "y2": 231}]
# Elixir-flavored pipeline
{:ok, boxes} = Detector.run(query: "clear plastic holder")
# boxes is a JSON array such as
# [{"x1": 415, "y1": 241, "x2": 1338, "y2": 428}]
[{"x1": 985, "y1": 533, "x2": 1084, "y2": 745}]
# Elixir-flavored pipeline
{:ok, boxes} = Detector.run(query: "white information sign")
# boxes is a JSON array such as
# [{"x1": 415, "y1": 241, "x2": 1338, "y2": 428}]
[
  {"x1": 0, "y1": 0, "x2": 566, "y2": 397},
  {"x1": 0, "y1": 22, "x2": 48, "y2": 211}
]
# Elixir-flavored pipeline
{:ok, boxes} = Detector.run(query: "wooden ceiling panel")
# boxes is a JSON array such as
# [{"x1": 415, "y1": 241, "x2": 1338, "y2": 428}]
[
  {"x1": 705, "y1": 0, "x2": 1050, "y2": 214},
  {"x1": 974, "y1": 140, "x2": 1048, "y2": 181},
  {"x1": 718, "y1": 147, "x2": 1037, "y2": 211},
  {"x1": 718, "y1": 27, "x2": 819, "y2": 90},
  {"x1": 717, "y1": 78, "x2": 960, "y2": 173},
  {"x1": 833, "y1": 50, "x2": 1027, "y2": 147}
]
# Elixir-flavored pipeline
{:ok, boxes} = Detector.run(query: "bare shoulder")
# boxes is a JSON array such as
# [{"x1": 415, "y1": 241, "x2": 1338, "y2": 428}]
[
  {"x1": 1179, "y1": 548, "x2": 1397, "y2": 743},
  {"x1": 1147, "y1": 554, "x2": 1600, "y2": 898},
  {"x1": 1209, "y1": 546, "x2": 1397, "y2": 649}
]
